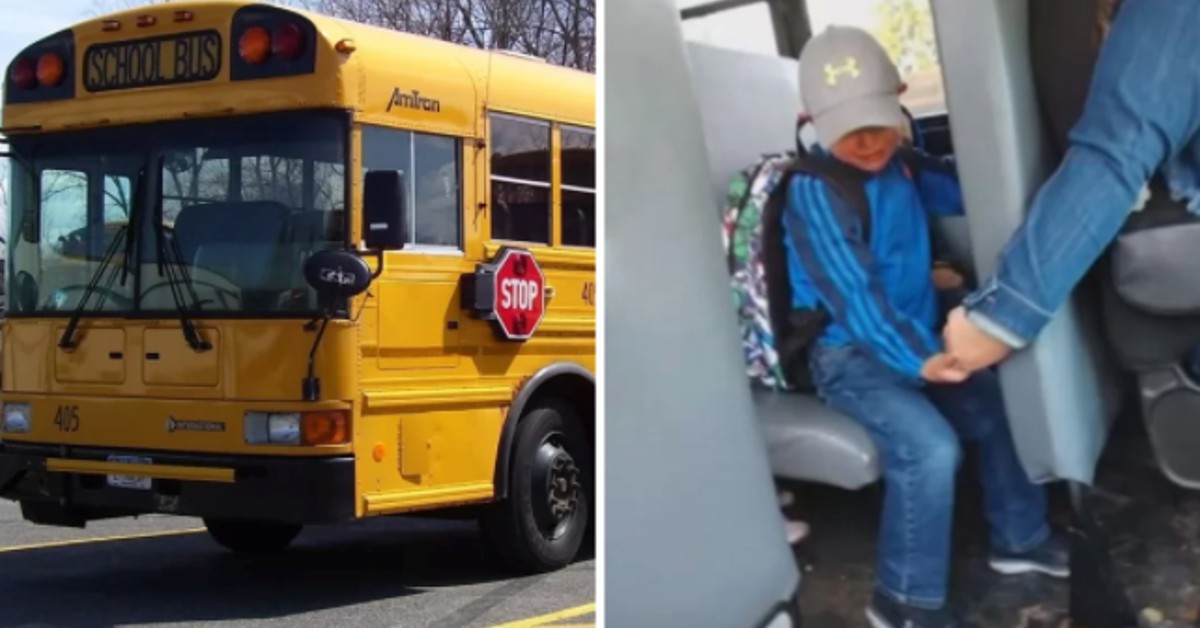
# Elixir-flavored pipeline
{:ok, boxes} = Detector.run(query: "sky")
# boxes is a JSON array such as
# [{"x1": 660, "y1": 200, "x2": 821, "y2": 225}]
[{"x1": 1, "y1": 1, "x2": 96, "y2": 87}]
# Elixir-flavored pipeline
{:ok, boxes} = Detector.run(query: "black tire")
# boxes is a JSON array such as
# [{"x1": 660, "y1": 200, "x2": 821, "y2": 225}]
[
  {"x1": 481, "y1": 399, "x2": 592, "y2": 574},
  {"x1": 203, "y1": 518, "x2": 302, "y2": 555}
]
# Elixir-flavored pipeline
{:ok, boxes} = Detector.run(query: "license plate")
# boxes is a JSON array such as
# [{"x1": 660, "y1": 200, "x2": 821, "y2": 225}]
[{"x1": 106, "y1": 455, "x2": 152, "y2": 490}]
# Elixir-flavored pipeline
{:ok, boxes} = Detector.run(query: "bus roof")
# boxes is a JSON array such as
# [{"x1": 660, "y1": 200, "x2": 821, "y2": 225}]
[{"x1": 2, "y1": 0, "x2": 594, "y2": 135}]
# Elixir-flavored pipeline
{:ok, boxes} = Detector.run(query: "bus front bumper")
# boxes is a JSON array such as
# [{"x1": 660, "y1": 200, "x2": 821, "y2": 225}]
[{"x1": 0, "y1": 443, "x2": 355, "y2": 526}]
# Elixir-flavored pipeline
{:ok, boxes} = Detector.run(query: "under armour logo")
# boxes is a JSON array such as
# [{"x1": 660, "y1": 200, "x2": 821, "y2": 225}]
[{"x1": 824, "y1": 57, "x2": 861, "y2": 86}]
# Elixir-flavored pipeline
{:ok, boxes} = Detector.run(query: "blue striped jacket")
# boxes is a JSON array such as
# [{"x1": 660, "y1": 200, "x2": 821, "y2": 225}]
[{"x1": 781, "y1": 149, "x2": 964, "y2": 380}]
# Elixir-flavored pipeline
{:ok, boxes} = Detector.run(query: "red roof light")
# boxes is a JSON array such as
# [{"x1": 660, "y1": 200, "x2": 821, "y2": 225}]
[
  {"x1": 10, "y1": 57, "x2": 36, "y2": 90},
  {"x1": 272, "y1": 22, "x2": 306, "y2": 60}
]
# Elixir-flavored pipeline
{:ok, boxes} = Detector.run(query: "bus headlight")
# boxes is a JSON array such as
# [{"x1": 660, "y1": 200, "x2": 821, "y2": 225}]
[
  {"x1": 2, "y1": 403, "x2": 31, "y2": 433},
  {"x1": 245, "y1": 411, "x2": 349, "y2": 446},
  {"x1": 245, "y1": 412, "x2": 301, "y2": 445}
]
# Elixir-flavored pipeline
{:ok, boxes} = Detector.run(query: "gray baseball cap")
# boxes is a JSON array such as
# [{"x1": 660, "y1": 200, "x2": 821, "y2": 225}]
[{"x1": 799, "y1": 25, "x2": 905, "y2": 148}]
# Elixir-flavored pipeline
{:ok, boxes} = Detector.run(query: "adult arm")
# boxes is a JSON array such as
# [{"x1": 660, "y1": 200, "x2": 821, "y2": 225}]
[{"x1": 963, "y1": 0, "x2": 1200, "y2": 346}]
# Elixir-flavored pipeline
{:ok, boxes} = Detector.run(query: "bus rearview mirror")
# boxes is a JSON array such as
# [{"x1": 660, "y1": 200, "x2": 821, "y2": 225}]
[{"x1": 363, "y1": 169, "x2": 407, "y2": 251}]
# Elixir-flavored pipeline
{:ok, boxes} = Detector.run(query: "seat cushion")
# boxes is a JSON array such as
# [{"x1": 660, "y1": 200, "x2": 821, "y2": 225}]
[{"x1": 753, "y1": 389, "x2": 880, "y2": 490}]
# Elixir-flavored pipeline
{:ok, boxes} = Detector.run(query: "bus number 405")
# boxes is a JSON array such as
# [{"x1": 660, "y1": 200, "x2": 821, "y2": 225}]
[{"x1": 54, "y1": 405, "x2": 80, "y2": 432}]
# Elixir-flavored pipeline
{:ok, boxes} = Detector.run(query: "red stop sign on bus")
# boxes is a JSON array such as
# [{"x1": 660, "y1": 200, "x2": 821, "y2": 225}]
[{"x1": 489, "y1": 248, "x2": 546, "y2": 341}]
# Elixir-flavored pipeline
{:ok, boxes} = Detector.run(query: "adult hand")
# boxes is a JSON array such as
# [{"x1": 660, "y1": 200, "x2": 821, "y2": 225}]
[
  {"x1": 942, "y1": 306, "x2": 1014, "y2": 372},
  {"x1": 920, "y1": 352, "x2": 969, "y2": 384}
]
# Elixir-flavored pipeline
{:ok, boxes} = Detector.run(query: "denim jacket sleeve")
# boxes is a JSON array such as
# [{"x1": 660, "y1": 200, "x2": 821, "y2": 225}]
[
  {"x1": 964, "y1": 0, "x2": 1200, "y2": 347},
  {"x1": 783, "y1": 175, "x2": 941, "y2": 379}
]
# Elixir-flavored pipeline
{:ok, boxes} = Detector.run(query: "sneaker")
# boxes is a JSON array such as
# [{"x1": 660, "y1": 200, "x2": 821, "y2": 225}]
[
  {"x1": 988, "y1": 530, "x2": 1070, "y2": 578},
  {"x1": 865, "y1": 590, "x2": 958, "y2": 628},
  {"x1": 784, "y1": 519, "x2": 809, "y2": 545}
]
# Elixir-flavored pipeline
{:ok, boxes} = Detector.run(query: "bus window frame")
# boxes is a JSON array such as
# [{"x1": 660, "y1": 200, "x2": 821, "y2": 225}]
[
  {"x1": 359, "y1": 123, "x2": 466, "y2": 255},
  {"x1": 558, "y1": 123, "x2": 596, "y2": 250},
  {"x1": 679, "y1": 0, "x2": 812, "y2": 59},
  {"x1": 487, "y1": 110, "x2": 554, "y2": 247}
]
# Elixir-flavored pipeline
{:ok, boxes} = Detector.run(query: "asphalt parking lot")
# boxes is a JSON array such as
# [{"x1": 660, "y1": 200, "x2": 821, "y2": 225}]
[{"x1": 0, "y1": 501, "x2": 595, "y2": 628}]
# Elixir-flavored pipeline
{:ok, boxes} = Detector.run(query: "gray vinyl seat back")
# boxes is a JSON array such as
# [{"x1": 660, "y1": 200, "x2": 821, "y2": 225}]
[
  {"x1": 931, "y1": 0, "x2": 1123, "y2": 485},
  {"x1": 605, "y1": 1, "x2": 801, "y2": 625},
  {"x1": 684, "y1": 43, "x2": 806, "y2": 207}
]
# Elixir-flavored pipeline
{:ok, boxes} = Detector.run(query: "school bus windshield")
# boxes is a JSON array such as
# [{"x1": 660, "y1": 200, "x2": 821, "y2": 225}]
[{"x1": 7, "y1": 110, "x2": 348, "y2": 317}]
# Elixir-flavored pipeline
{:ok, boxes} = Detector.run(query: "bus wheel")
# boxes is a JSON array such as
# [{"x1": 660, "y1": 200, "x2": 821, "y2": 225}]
[
  {"x1": 203, "y1": 518, "x2": 302, "y2": 555},
  {"x1": 482, "y1": 400, "x2": 590, "y2": 573}
]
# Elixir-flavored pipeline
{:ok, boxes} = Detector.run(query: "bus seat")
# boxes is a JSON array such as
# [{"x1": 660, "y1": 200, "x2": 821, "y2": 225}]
[
  {"x1": 608, "y1": 0, "x2": 802, "y2": 619},
  {"x1": 683, "y1": 41, "x2": 880, "y2": 489},
  {"x1": 754, "y1": 390, "x2": 879, "y2": 490},
  {"x1": 192, "y1": 244, "x2": 277, "y2": 286},
  {"x1": 172, "y1": 201, "x2": 292, "y2": 261},
  {"x1": 926, "y1": 0, "x2": 1124, "y2": 486},
  {"x1": 174, "y1": 201, "x2": 294, "y2": 303},
  {"x1": 1028, "y1": 0, "x2": 1200, "y2": 488},
  {"x1": 1099, "y1": 193, "x2": 1200, "y2": 487}
]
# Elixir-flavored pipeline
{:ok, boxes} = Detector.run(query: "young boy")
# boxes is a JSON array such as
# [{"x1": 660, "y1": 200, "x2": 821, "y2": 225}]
[{"x1": 785, "y1": 26, "x2": 1070, "y2": 627}]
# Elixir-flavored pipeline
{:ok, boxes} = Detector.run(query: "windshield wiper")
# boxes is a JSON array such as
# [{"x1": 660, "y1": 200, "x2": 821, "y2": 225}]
[
  {"x1": 58, "y1": 224, "x2": 129, "y2": 350},
  {"x1": 59, "y1": 161, "x2": 150, "y2": 350},
  {"x1": 151, "y1": 158, "x2": 211, "y2": 352}
]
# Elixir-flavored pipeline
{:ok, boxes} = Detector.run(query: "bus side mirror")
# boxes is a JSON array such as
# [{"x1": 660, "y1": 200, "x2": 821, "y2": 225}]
[
  {"x1": 363, "y1": 170, "x2": 407, "y2": 250},
  {"x1": 303, "y1": 249, "x2": 372, "y2": 301}
]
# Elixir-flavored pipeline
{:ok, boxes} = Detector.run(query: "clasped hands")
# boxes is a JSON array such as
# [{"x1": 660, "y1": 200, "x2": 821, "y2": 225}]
[{"x1": 923, "y1": 267, "x2": 1015, "y2": 384}]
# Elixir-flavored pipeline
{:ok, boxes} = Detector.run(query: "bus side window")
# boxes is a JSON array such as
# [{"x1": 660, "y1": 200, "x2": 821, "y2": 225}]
[
  {"x1": 561, "y1": 125, "x2": 595, "y2": 248},
  {"x1": 362, "y1": 125, "x2": 462, "y2": 249},
  {"x1": 489, "y1": 113, "x2": 551, "y2": 245},
  {"x1": 413, "y1": 133, "x2": 461, "y2": 248}
]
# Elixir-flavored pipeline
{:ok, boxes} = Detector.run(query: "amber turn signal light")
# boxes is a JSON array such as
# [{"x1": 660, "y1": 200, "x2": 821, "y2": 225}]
[
  {"x1": 301, "y1": 411, "x2": 349, "y2": 446},
  {"x1": 36, "y1": 53, "x2": 64, "y2": 87},
  {"x1": 239, "y1": 26, "x2": 271, "y2": 65}
]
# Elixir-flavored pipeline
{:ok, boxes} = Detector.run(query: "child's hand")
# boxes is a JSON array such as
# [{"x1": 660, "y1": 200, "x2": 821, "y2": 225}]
[
  {"x1": 932, "y1": 264, "x2": 964, "y2": 292},
  {"x1": 920, "y1": 352, "x2": 969, "y2": 384}
]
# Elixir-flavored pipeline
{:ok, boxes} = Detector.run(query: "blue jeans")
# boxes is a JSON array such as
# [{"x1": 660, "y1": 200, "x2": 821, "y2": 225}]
[{"x1": 810, "y1": 344, "x2": 1050, "y2": 609}]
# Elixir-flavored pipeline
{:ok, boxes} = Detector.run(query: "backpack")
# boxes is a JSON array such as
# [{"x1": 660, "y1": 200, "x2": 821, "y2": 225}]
[{"x1": 721, "y1": 135, "x2": 948, "y2": 392}]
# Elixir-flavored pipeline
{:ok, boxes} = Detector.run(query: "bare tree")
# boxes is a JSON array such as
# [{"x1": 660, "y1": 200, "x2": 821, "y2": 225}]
[
  {"x1": 89, "y1": 0, "x2": 593, "y2": 71},
  {"x1": 90, "y1": 0, "x2": 301, "y2": 15},
  {"x1": 302, "y1": 0, "x2": 594, "y2": 71}
]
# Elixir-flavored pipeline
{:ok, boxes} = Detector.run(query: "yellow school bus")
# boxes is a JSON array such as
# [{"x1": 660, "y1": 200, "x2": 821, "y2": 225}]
[{"x1": 0, "y1": 0, "x2": 595, "y2": 573}]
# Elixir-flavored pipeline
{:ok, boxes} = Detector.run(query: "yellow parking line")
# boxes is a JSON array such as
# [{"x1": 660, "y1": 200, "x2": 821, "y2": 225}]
[
  {"x1": 0, "y1": 527, "x2": 205, "y2": 554},
  {"x1": 486, "y1": 603, "x2": 596, "y2": 627}
]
